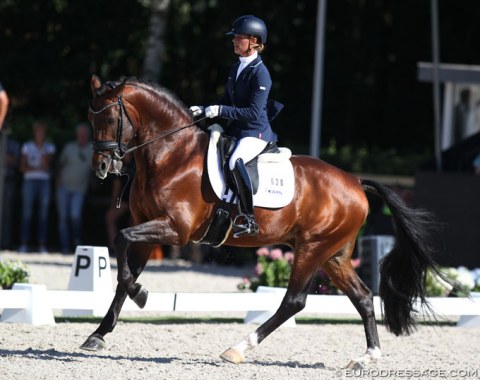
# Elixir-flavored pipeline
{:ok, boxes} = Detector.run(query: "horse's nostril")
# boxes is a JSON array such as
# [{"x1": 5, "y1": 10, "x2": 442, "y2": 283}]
[{"x1": 100, "y1": 161, "x2": 107, "y2": 171}]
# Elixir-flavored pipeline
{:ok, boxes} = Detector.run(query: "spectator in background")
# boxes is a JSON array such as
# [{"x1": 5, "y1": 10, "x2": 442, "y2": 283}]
[
  {"x1": 0, "y1": 82, "x2": 8, "y2": 129},
  {"x1": 19, "y1": 120, "x2": 56, "y2": 253},
  {"x1": 55, "y1": 123, "x2": 93, "y2": 253},
  {"x1": 454, "y1": 88, "x2": 475, "y2": 144},
  {"x1": 1, "y1": 82, "x2": 20, "y2": 250},
  {"x1": 1, "y1": 133, "x2": 21, "y2": 250}
]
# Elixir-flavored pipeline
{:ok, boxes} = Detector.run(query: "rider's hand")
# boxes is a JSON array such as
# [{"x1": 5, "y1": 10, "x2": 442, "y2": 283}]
[
  {"x1": 189, "y1": 105, "x2": 204, "y2": 117},
  {"x1": 205, "y1": 105, "x2": 220, "y2": 118}
]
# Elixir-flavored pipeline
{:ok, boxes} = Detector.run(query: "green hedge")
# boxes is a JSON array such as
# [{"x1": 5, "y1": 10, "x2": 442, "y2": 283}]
[{"x1": 288, "y1": 139, "x2": 430, "y2": 176}]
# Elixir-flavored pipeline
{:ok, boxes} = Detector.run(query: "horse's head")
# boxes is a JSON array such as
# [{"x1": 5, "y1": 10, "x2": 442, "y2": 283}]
[{"x1": 89, "y1": 75, "x2": 136, "y2": 179}]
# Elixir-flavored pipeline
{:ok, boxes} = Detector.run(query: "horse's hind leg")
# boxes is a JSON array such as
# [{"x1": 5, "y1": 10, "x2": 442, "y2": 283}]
[
  {"x1": 221, "y1": 243, "x2": 319, "y2": 364},
  {"x1": 80, "y1": 243, "x2": 151, "y2": 351},
  {"x1": 322, "y1": 241, "x2": 381, "y2": 369}
]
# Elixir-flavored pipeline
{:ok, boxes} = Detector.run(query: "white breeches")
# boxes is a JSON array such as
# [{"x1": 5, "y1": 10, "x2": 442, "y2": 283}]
[{"x1": 229, "y1": 137, "x2": 268, "y2": 170}]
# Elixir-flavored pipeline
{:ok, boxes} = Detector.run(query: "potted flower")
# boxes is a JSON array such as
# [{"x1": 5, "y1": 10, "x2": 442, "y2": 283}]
[
  {"x1": 238, "y1": 247, "x2": 293, "y2": 292},
  {"x1": 240, "y1": 247, "x2": 361, "y2": 325},
  {"x1": 238, "y1": 247, "x2": 361, "y2": 295},
  {"x1": 425, "y1": 266, "x2": 480, "y2": 297},
  {"x1": 239, "y1": 247, "x2": 294, "y2": 325},
  {"x1": 0, "y1": 259, "x2": 30, "y2": 289}
]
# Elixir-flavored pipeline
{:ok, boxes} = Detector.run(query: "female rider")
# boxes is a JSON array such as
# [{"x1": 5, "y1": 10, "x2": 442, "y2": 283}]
[{"x1": 190, "y1": 15, "x2": 282, "y2": 238}]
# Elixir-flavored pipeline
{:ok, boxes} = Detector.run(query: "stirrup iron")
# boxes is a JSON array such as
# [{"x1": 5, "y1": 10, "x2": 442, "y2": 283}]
[{"x1": 232, "y1": 215, "x2": 259, "y2": 238}]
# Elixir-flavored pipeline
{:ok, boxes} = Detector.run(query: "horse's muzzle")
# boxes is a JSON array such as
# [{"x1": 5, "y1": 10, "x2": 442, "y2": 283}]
[
  {"x1": 94, "y1": 156, "x2": 123, "y2": 179},
  {"x1": 96, "y1": 159, "x2": 109, "y2": 179}
]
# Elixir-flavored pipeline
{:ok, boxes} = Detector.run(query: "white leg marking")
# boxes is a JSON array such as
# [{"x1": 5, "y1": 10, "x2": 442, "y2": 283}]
[
  {"x1": 366, "y1": 346, "x2": 382, "y2": 360},
  {"x1": 354, "y1": 346, "x2": 382, "y2": 365},
  {"x1": 231, "y1": 332, "x2": 259, "y2": 358}
]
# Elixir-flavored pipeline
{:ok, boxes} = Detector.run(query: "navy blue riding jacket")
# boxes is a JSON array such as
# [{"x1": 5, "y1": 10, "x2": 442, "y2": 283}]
[{"x1": 218, "y1": 56, "x2": 280, "y2": 142}]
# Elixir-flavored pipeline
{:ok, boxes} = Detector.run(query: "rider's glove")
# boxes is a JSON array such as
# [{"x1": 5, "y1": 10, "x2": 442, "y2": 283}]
[
  {"x1": 189, "y1": 105, "x2": 204, "y2": 117},
  {"x1": 205, "y1": 105, "x2": 220, "y2": 118}
]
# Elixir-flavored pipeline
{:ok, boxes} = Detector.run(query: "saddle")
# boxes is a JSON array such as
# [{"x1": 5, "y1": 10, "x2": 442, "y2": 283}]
[
  {"x1": 216, "y1": 133, "x2": 280, "y2": 195},
  {"x1": 193, "y1": 124, "x2": 295, "y2": 247}
]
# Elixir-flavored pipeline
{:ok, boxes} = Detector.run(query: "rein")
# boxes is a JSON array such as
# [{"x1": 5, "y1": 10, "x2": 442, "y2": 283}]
[{"x1": 122, "y1": 117, "x2": 205, "y2": 155}]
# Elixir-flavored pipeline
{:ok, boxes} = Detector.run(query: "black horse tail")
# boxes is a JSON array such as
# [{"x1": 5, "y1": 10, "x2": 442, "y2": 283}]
[{"x1": 361, "y1": 178, "x2": 444, "y2": 336}]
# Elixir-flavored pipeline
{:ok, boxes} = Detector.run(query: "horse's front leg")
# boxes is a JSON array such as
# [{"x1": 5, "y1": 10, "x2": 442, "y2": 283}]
[
  {"x1": 114, "y1": 218, "x2": 180, "y2": 307},
  {"x1": 114, "y1": 233, "x2": 148, "y2": 308},
  {"x1": 80, "y1": 284, "x2": 128, "y2": 350},
  {"x1": 81, "y1": 217, "x2": 178, "y2": 352},
  {"x1": 80, "y1": 242, "x2": 152, "y2": 351}
]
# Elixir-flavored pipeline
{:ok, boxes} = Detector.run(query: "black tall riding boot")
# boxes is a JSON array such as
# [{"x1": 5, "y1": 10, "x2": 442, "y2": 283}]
[{"x1": 231, "y1": 158, "x2": 259, "y2": 238}]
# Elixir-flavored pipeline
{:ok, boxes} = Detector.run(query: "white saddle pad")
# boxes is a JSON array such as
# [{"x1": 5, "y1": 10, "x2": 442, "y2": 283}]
[{"x1": 207, "y1": 124, "x2": 295, "y2": 208}]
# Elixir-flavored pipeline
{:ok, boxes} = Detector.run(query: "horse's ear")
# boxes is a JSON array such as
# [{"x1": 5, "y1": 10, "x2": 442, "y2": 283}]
[
  {"x1": 91, "y1": 75, "x2": 102, "y2": 95},
  {"x1": 110, "y1": 77, "x2": 127, "y2": 98}
]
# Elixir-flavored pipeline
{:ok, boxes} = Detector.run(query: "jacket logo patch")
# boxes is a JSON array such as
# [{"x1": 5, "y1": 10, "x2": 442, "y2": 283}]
[{"x1": 259, "y1": 86, "x2": 266, "y2": 90}]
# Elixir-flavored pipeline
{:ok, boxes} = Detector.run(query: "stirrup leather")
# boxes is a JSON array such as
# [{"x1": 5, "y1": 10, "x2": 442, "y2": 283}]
[{"x1": 232, "y1": 214, "x2": 259, "y2": 238}]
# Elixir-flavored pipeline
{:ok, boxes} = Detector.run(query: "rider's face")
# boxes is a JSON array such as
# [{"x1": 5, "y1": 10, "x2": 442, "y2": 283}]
[{"x1": 232, "y1": 34, "x2": 257, "y2": 57}]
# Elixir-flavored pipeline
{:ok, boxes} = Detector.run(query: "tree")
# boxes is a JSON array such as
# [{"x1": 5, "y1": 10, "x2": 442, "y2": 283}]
[{"x1": 142, "y1": 0, "x2": 171, "y2": 82}]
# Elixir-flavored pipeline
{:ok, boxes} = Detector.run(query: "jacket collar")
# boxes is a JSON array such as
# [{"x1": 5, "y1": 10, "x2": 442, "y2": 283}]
[
  {"x1": 235, "y1": 55, "x2": 262, "y2": 82},
  {"x1": 238, "y1": 51, "x2": 258, "y2": 67}
]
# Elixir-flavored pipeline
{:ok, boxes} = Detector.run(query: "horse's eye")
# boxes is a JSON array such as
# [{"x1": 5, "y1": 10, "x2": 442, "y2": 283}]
[{"x1": 106, "y1": 118, "x2": 115, "y2": 125}]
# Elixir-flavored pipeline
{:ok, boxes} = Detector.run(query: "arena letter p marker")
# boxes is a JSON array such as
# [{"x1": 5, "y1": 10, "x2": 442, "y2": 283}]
[{"x1": 63, "y1": 246, "x2": 113, "y2": 317}]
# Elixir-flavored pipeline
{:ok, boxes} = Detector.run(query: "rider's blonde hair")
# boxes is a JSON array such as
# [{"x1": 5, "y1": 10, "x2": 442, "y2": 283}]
[
  {"x1": 255, "y1": 43, "x2": 265, "y2": 53},
  {"x1": 250, "y1": 36, "x2": 265, "y2": 53}
]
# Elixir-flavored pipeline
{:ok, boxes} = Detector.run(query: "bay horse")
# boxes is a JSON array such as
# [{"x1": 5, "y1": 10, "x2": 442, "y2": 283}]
[{"x1": 82, "y1": 75, "x2": 443, "y2": 368}]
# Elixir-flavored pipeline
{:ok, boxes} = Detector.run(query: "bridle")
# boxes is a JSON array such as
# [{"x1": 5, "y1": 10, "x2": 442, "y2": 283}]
[
  {"x1": 89, "y1": 87, "x2": 207, "y2": 204},
  {"x1": 89, "y1": 93, "x2": 206, "y2": 162},
  {"x1": 89, "y1": 95, "x2": 133, "y2": 161}
]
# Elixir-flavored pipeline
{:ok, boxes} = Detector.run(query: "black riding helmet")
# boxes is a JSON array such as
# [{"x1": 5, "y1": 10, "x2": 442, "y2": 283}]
[{"x1": 225, "y1": 15, "x2": 267, "y2": 44}]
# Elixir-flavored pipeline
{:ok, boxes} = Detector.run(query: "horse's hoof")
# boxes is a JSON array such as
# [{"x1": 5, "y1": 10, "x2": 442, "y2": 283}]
[
  {"x1": 346, "y1": 360, "x2": 366, "y2": 370},
  {"x1": 220, "y1": 348, "x2": 245, "y2": 364},
  {"x1": 131, "y1": 285, "x2": 148, "y2": 309},
  {"x1": 80, "y1": 334, "x2": 106, "y2": 351}
]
